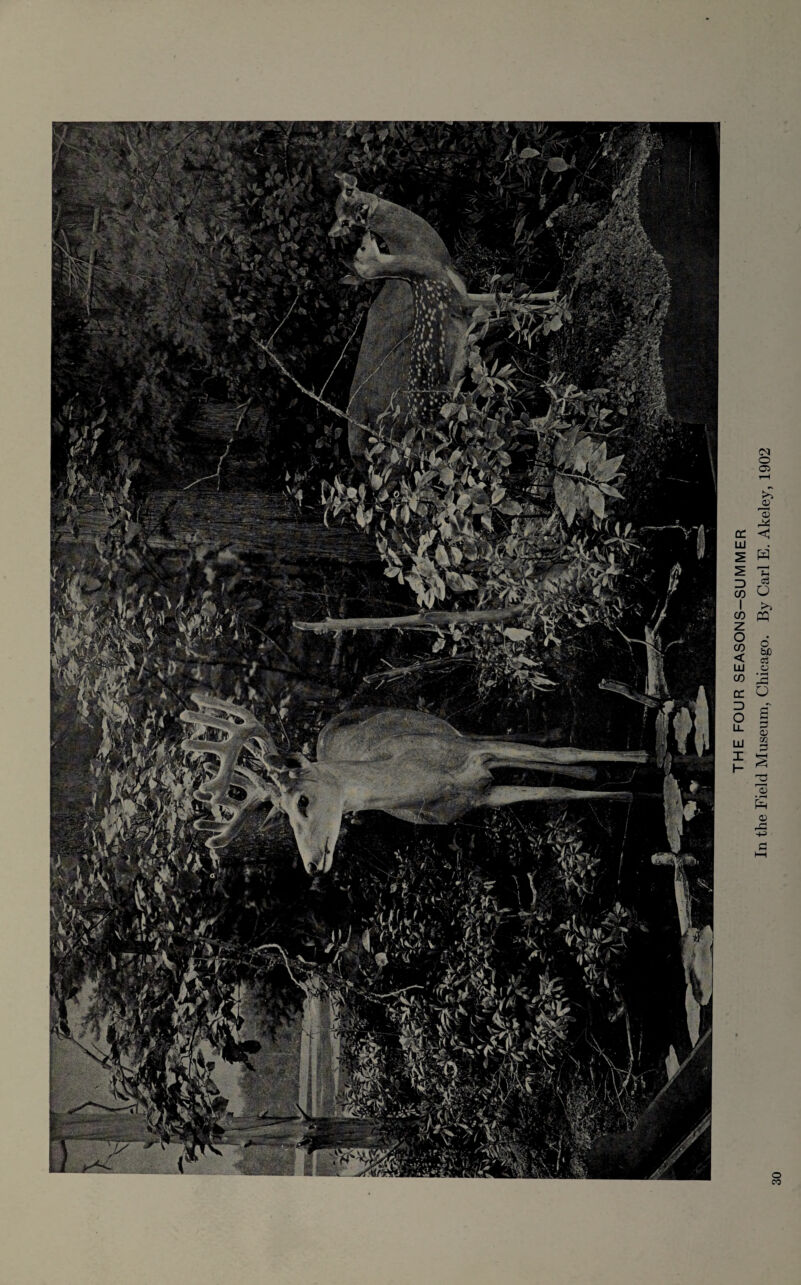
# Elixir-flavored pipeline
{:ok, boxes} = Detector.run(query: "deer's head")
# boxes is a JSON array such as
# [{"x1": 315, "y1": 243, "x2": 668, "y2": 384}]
[
  {"x1": 259, "y1": 753, "x2": 344, "y2": 875},
  {"x1": 328, "y1": 172, "x2": 378, "y2": 241},
  {"x1": 180, "y1": 692, "x2": 343, "y2": 876}
]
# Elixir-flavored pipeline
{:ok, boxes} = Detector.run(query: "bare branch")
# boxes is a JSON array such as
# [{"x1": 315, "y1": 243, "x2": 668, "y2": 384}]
[
  {"x1": 250, "y1": 942, "x2": 316, "y2": 994},
  {"x1": 318, "y1": 310, "x2": 365, "y2": 402},
  {"x1": 52, "y1": 125, "x2": 69, "y2": 173},
  {"x1": 359, "y1": 653, "x2": 471, "y2": 686},
  {"x1": 182, "y1": 398, "x2": 252, "y2": 492},
  {"x1": 254, "y1": 338, "x2": 421, "y2": 464},
  {"x1": 294, "y1": 606, "x2": 527, "y2": 634},
  {"x1": 266, "y1": 292, "x2": 301, "y2": 348},
  {"x1": 85, "y1": 207, "x2": 101, "y2": 315},
  {"x1": 68, "y1": 1100, "x2": 135, "y2": 1115}
]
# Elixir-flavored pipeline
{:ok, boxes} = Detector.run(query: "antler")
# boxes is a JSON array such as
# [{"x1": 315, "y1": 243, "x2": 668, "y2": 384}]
[{"x1": 179, "y1": 690, "x2": 281, "y2": 850}]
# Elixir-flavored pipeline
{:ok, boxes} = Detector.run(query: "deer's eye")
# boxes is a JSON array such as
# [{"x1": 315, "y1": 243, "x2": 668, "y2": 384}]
[{"x1": 297, "y1": 795, "x2": 310, "y2": 817}]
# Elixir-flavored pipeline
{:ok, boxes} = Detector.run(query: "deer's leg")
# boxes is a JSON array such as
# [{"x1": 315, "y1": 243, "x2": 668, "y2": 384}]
[
  {"x1": 531, "y1": 764, "x2": 598, "y2": 780},
  {"x1": 477, "y1": 741, "x2": 649, "y2": 769},
  {"x1": 484, "y1": 785, "x2": 633, "y2": 806}
]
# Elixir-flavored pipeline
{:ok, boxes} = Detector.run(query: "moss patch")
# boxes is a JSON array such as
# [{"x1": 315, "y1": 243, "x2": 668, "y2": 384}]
[{"x1": 553, "y1": 126, "x2": 675, "y2": 513}]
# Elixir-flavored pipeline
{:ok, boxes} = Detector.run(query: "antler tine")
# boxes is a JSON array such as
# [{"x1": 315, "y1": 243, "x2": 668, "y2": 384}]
[
  {"x1": 179, "y1": 691, "x2": 281, "y2": 850},
  {"x1": 180, "y1": 690, "x2": 279, "y2": 761},
  {"x1": 194, "y1": 766, "x2": 283, "y2": 849},
  {"x1": 180, "y1": 689, "x2": 278, "y2": 742},
  {"x1": 190, "y1": 784, "x2": 280, "y2": 851}
]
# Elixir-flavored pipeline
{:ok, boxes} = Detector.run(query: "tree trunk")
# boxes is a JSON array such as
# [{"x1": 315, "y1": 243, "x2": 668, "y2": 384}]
[
  {"x1": 50, "y1": 1111, "x2": 414, "y2": 1154},
  {"x1": 55, "y1": 490, "x2": 379, "y2": 564}
]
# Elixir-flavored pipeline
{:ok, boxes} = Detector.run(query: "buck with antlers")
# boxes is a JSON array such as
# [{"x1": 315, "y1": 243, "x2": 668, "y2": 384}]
[
  {"x1": 330, "y1": 173, "x2": 554, "y2": 461},
  {"x1": 180, "y1": 691, "x2": 647, "y2": 876}
]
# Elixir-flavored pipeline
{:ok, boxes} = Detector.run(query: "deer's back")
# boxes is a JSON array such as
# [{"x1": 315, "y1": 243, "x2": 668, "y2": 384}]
[
  {"x1": 347, "y1": 280, "x2": 414, "y2": 456},
  {"x1": 317, "y1": 707, "x2": 464, "y2": 762}
]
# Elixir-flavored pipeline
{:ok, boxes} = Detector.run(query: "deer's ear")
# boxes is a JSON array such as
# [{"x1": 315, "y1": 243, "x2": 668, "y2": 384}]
[
  {"x1": 262, "y1": 752, "x2": 310, "y2": 786},
  {"x1": 335, "y1": 171, "x2": 357, "y2": 193}
]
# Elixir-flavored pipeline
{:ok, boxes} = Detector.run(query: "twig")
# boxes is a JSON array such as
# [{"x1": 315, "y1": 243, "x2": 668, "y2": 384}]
[
  {"x1": 281, "y1": 122, "x2": 294, "y2": 178},
  {"x1": 351, "y1": 1140, "x2": 404, "y2": 1178},
  {"x1": 640, "y1": 522, "x2": 697, "y2": 538},
  {"x1": 181, "y1": 398, "x2": 252, "y2": 492},
  {"x1": 81, "y1": 1142, "x2": 130, "y2": 1173},
  {"x1": 266, "y1": 293, "x2": 301, "y2": 348},
  {"x1": 366, "y1": 984, "x2": 424, "y2": 1001},
  {"x1": 52, "y1": 125, "x2": 69, "y2": 173},
  {"x1": 585, "y1": 1031, "x2": 627, "y2": 1108},
  {"x1": 358, "y1": 653, "x2": 471, "y2": 686},
  {"x1": 85, "y1": 207, "x2": 101, "y2": 316},
  {"x1": 649, "y1": 563, "x2": 682, "y2": 638},
  {"x1": 621, "y1": 1006, "x2": 635, "y2": 1088},
  {"x1": 257, "y1": 338, "x2": 364, "y2": 429},
  {"x1": 344, "y1": 328, "x2": 412, "y2": 411},
  {"x1": 250, "y1": 942, "x2": 314, "y2": 994},
  {"x1": 616, "y1": 628, "x2": 663, "y2": 656},
  {"x1": 318, "y1": 311, "x2": 365, "y2": 402},
  {"x1": 68, "y1": 1100, "x2": 134, "y2": 1115},
  {"x1": 58, "y1": 1035, "x2": 138, "y2": 1101},
  {"x1": 141, "y1": 126, "x2": 200, "y2": 198},
  {"x1": 255, "y1": 338, "x2": 421, "y2": 464}
]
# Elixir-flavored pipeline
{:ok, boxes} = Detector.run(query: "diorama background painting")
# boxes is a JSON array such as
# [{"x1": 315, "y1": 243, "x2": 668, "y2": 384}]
[{"x1": 3, "y1": 0, "x2": 801, "y2": 1281}]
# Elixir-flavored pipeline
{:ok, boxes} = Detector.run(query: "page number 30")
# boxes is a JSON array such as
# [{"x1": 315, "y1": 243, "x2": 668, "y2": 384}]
[{"x1": 771, "y1": 1171, "x2": 782, "y2": 1186}]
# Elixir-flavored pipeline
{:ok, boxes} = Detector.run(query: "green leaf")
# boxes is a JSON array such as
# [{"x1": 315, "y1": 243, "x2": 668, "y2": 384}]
[
  {"x1": 553, "y1": 475, "x2": 578, "y2": 526},
  {"x1": 497, "y1": 497, "x2": 522, "y2": 516},
  {"x1": 547, "y1": 157, "x2": 569, "y2": 173},
  {"x1": 573, "y1": 436, "x2": 593, "y2": 474},
  {"x1": 596, "y1": 453, "x2": 625, "y2": 483},
  {"x1": 587, "y1": 487, "x2": 606, "y2": 520}
]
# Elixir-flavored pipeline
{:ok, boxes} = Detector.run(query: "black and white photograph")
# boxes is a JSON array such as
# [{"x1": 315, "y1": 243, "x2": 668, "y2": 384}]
[
  {"x1": 2, "y1": 0, "x2": 800, "y2": 1279},
  {"x1": 50, "y1": 120, "x2": 719, "y2": 1179}
]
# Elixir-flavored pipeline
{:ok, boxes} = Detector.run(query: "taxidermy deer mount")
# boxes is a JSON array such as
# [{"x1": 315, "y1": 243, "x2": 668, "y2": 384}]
[
  {"x1": 329, "y1": 173, "x2": 553, "y2": 461},
  {"x1": 181, "y1": 691, "x2": 647, "y2": 877}
]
